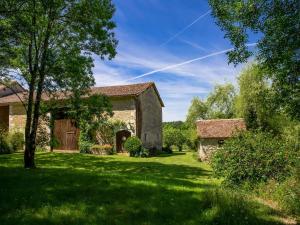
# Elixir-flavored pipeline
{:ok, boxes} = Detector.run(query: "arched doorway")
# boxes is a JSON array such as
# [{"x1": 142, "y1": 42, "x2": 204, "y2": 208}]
[{"x1": 116, "y1": 130, "x2": 131, "y2": 153}]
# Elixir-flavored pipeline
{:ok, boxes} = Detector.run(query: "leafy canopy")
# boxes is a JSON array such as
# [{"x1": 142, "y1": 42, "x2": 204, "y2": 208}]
[
  {"x1": 0, "y1": 0, "x2": 117, "y2": 167},
  {"x1": 0, "y1": 0, "x2": 117, "y2": 92},
  {"x1": 208, "y1": 0, "x2": 300, "y2": 119}
]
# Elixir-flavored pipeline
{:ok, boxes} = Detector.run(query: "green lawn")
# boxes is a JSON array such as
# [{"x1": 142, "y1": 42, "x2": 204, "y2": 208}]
[{"x1": 0, "y1": 151, "x2": 289, "y2": 225}]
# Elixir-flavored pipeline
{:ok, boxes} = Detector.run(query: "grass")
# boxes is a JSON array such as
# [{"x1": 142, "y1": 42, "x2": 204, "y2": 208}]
[{"x1": 0, "y1": 151, "x2": 290, "y2": 225}]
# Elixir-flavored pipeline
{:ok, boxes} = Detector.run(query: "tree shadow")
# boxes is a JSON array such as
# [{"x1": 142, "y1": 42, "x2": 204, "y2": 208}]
[
  {"x1": 0, "y1": 153, "x2": 285, "y2": 225},
  {"x1": 156, "y1": 152, "x2": 186, "y2": 157}
]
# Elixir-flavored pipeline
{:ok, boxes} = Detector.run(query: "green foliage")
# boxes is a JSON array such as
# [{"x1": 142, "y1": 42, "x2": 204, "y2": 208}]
[
  {"x1": 185, "y1": 83, "x2": 236, "y2": 127},
  {"x1": 79, "y1": 139, "x2": 93, "y2": 154},
  {"x1": 35, "y1": 125, "x2": 50, "y2": 150},
  {"x1": 90, "y1": 144, "x2": 114, "y2": 155},
  {"x1": 94, "y1": 119, "x2": 127, "y2": 146},
  {"x1": 50, "y1": 136, "x2": 60, "y2": 150},
  {"x1": 0, "y1": 0, "x2": 117, "y2": 165},
  {"x1": 206, "y1": 83, "x2": 236, "y2": 119},
  {"x1": 185, "y1": 97, "x2": 208, "y2": 127},
  {"x1": 163, "y1": 121, "x2": 187, "y2": 129},
  {"x1": 163, "y1": 126, "x2": 186, "y2": 151},
  {"x1": 0, "y1": 130, "x2": 12, "y2": 154},
  {"x1": 162, "y1": 146, "x2": 173, "y2": 154},
  {"x1": 208, "y1": 0, "x2": 300, "y2": 119},
  {"x1": 211, "y1": 131, "x2": 296, "y2": 185},
  {"x1": 235, "y1": 64, "x2": 278, "y2": 131},
  {"x1": 75, "y1": 94, "x2": 113, "y2": 152},
  {"x1": 140, "y1": 147, "x2": 150, "y2": 158},
  {"x1": 124, "y1": 136, "x2": 142, "y2": 157},
  {"x1": 9, "y1": 131, "x2": 24, "y2": 151},
  {"x1": 182, "y1": 128, "x2": 199, "y2": 150}
]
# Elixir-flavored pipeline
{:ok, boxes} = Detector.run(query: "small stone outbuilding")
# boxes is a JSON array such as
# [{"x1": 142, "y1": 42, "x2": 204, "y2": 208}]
[
  {"x1": 196, "y1": 119, "x2": 246, "y2": 161},
  {"x1": 0, "y1": 82, "x2": 164, "y2": 152}
]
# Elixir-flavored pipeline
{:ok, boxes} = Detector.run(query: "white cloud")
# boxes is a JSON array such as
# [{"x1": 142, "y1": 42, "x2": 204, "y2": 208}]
[{"x1": 92, "y1": 36, "x2": 243, "y2": 121}]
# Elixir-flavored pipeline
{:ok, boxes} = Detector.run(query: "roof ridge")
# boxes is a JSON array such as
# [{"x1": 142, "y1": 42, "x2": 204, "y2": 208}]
[
  {"x1": 196, "y1": 118, "x2": 244, "y2": 122},
  {"x1": 91, "y1": 82, "x2": 154, "y2": 89}
]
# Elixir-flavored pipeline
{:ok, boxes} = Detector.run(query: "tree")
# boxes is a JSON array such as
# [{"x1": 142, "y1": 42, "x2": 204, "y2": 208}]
[
  {"x1": 235, "y1": 64, "x2": 276, "y2": 130},
  {"x1": 208, "y1": 0, "x2": 300, "y2": 119},
  {"x1": 163, "y1": 126, "x2": 186, "y2": 151},
  {"x1": 206, "y1": 83, "x2": 236, "y2": 119},
  {"x1": 0, "y1": 0, "x2": 117, "y2": 168},
  {"x1": 185, "y1": 97, "x2": 208, "y2": 127}
]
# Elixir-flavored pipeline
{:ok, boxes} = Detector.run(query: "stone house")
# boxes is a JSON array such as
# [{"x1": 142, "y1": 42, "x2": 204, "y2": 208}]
[
  {"x1": 196, "y1": 119, "x2": 246, "y2": 161},
  {"x1": 0, "y1": 82, "x2": 164, "y2": 152}
]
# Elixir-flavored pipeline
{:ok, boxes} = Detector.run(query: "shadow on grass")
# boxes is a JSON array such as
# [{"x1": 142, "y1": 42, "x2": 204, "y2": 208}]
[
  {"x1": 156, "y1": 152, "x2": 186, "y2": 157},
  {"x1": 0, "y1": 153, "x2": 284, "y2": 225}
]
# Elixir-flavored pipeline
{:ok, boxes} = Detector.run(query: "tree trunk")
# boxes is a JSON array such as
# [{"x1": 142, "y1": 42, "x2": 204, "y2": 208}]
[{"x1": 24, "y1": 138, "x2": 36, "y2": 168}]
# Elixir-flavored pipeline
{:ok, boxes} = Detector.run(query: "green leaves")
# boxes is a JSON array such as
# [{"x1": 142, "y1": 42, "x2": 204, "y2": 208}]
[
  {"x1": 211, "y1": 130, "x2": 297, "y2": 185},
  {"x1": 209, "y1": 0, "x2": 300, "y2": 119}
]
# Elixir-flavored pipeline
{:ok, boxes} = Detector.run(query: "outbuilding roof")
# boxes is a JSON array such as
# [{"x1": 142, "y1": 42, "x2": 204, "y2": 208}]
[
  {"x1": 196, "y1": 119, "x2": 246, "y2": 139},
  {"x1": 0, "y1": 82, "x2": 164, "y2": 107}
]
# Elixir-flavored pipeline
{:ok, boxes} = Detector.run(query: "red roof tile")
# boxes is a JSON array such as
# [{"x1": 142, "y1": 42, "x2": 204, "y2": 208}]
[
  {"x1": 196, "y1": 119, "x2": 246, "y2": 139},
  {"x1": 0, "y1": 82, "x2": 164, "y2": 106}
]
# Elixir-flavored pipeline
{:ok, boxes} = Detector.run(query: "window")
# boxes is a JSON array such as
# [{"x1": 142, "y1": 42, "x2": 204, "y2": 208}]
[
  {"x1": 144, "y1": 133, "x2": 147, "y2": 141},
  {"x1": 218, "y1": 140, "x2": 224, "y2": 146}
]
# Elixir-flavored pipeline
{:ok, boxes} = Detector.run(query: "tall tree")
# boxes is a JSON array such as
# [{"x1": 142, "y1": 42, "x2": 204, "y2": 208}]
[
  {"x1": 208, "y1": 0, "x2": 300, "y2": 119},
  {"x1": 0, "y1": 0, "x2": 117, "y2": 168},
  {"x1": 206, "y1": 83, "x2": 236, "y2": 119},
  {"x1": 235, "y1": 64, "x2": 276, "y2": 130},
  {"x1": 185, "y1": 97, "x2": 208, "y2": 127}
]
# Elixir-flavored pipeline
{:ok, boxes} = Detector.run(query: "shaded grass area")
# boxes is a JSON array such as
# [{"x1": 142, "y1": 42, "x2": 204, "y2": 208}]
[{"x1": 0, "y1": 152, "x2": 286, "y2": 225}]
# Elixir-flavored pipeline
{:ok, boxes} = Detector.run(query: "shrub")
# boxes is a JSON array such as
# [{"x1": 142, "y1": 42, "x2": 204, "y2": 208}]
[
  {"x1": 50, "y1": 136, "x2": 60, "y2": 150},
  {"x1": 79, "y1": 140, "x2": 93, "y2": 153},
  {"x1": 9, "y1": 131, "x2": 24, "y2": 151},
  {"x1": 163, "y1": 127, "x2": 186, "y2": 151},
  {"x1": 0, "y1": 134, "x2": 12, "y2": 154},
  {"x1": 36, "y1": 125, "x2": 50, "y2": 149},
  {"x1": 211, "y1": 131, "x2": 295, "y2": 185},
  {"x1": 162, "y1": 146, "x2": 173, "y2": 154},
  {"x1": 140, "y1": 147, "x2": 149, "y2": 157},
  {"x1": 91, "y1": 144, "x2": 114, "y2": 155},
  {"x1": 124, "y1": 136, "x2": 142, "y2": 157}
]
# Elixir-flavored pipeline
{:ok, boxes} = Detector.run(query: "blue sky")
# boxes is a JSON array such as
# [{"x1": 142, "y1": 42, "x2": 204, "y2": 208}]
[{"x1": 93, "y1": 0, "x2": 256, "y2": 121}]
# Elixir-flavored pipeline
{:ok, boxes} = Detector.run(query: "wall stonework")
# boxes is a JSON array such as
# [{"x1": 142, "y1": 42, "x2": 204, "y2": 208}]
[
  {"x1": 198, "y1": 138, "x2": 224, "y2": 161},
  {"x1": 9, "y1": 104, "x2": 26, "y2": 132},
  {"x1": 139, "y1": 87, "x2": 162, "y2": 150},
  {"x1": 110, "y1": 97, "x2": 136, "y2": 135}
]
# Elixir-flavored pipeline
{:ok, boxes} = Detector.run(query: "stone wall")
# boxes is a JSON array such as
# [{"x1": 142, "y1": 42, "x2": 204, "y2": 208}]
[
  {"x1": 9, "y1": 104, "x2": 26, "y2": 132},
  {"x1": 110, "y1": 97, "x2": 136, "y2": 135},
  {"x1": 139, "y1": 87, "x2": 162, "y2": 150},
  {"x1": 198, "y1": 138, "x2": 225, "y2": 161}
]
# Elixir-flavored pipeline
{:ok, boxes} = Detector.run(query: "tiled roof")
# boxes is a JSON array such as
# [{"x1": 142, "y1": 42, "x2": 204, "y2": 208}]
[
  {"x1": 0, "y1": 81, "x2": 25, "y2": 97},
  {"x1": 0, "y1": 82, "x2": 164, "y2": 106},
  {"x1": 196, "y1": 119, "x2": 246, "y2": 139}
]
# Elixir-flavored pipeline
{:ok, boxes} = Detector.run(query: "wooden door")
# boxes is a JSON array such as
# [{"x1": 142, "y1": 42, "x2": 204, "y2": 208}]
[{"x1": 54, "y1": 119, "x2": 79, "y2": 150}]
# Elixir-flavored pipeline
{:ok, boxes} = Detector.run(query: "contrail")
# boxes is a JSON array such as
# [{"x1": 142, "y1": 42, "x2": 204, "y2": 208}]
[
  {"x1": 125, "y1": 43, "x2": 257, "y2": 82},
  {"x1": 160, "y1": 10, "x2": 211, "y2": 46}
]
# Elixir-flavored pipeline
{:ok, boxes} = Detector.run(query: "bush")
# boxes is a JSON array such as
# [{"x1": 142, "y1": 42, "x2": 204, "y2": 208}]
[
  {"x1": 162, "y1": 146, "x2": 173, "y2": 154},
  {"x1": 124, "y1": 136, "x2": 142, "y2": 157},
  {"x1": 140, "y1": 147, "x2": 149, "y2": 157},
  {"x1": 211, "y1": 131, "x2": 295, "y2": 185},
  {"x1": 163, "y1": 127, "x2": 186, "y2": 151},
  {"x1": 9, "y1": 132, "x2": 24, "y2": 151},
  {"x1": 36, "y1": 125, "x2": 50, "y2": 149},
  {"x1": 79, "y1": 140, "x2": 93, "y2": 153},
  {"x1": 91, "y1": 144, "x2": 114, "y2": 155},
  {"x1": 0, "y1": 133, "x2": 12, "y2": 154}
]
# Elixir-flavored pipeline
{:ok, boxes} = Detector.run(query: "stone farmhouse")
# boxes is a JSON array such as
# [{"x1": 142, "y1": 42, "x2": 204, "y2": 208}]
[
  {"x1": 0, "y1": 82, "x2": 164, "y2": 152},
  {"x1": 196, "y1": 119, "x2": 246, "y2": 161}
]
